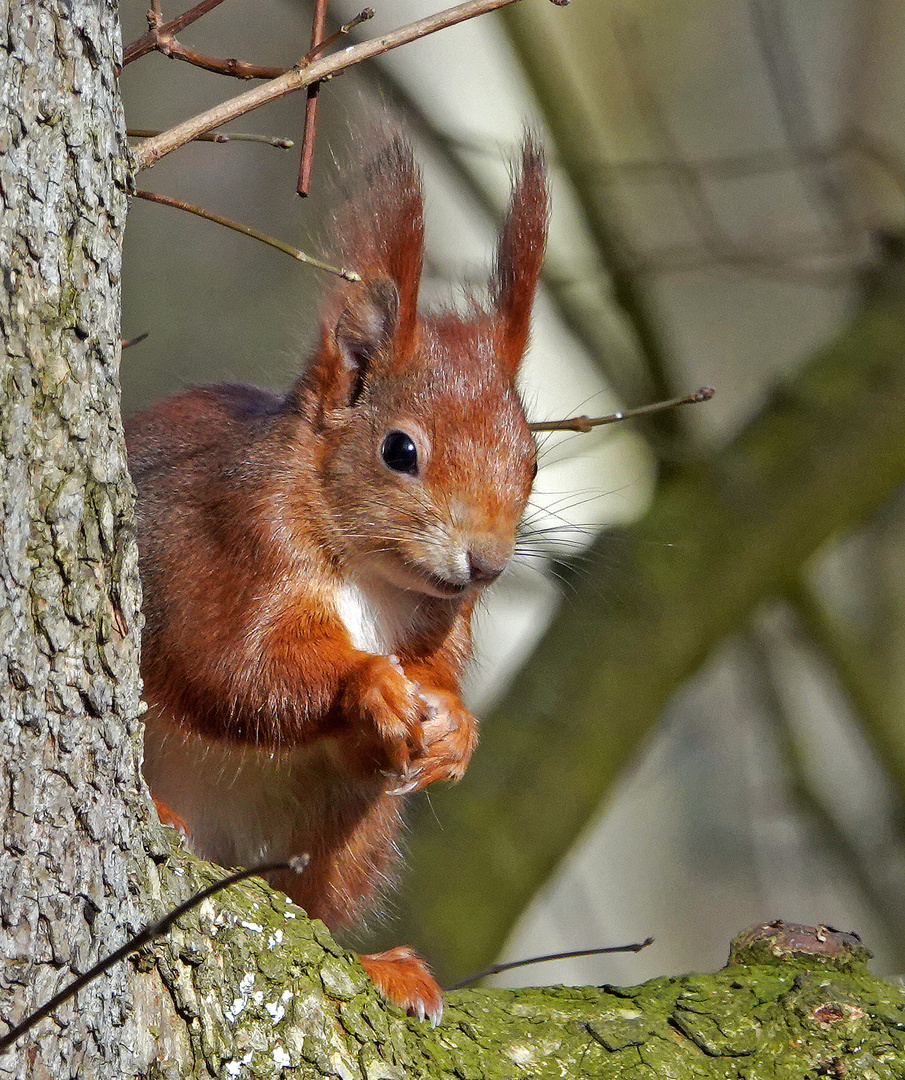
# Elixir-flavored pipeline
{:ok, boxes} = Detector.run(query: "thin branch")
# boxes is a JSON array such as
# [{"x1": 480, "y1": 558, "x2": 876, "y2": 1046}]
[
  {"x1": 502, "y1": 5, "x2": 678, "y2": 438},
  {"x1": 122, "y1": 332, "x2": 149, "y2": 350},
  {"x1": 125, "y1": 0, "x2": 288, "y2": 81},
  {"x1": 630, "y1": 243, "x2": 863, "y2": 283},
  {"x1": 127, "y1": 128, "x2": 293, "y2": 148},
  {"x1": 307, "y1": 8, "x2": 375, "y2": 61},
  {"x1": 743, "y1": 625, "x2": 905, "y2": 970},
  {"x1": 0, "y1": 857, "x2": 309, "y2": 1054},
  {"x1": 446, "y1": 937, "x2": 654, "y2": 991},
  {"x1": 581, "y1": 136, "x2": 849, "y2": 183},
  {"x1": 150, "y1": 43, "x2": 287, "y2": 80},
  {"x1": 132, "y1": 188, "x2": 361, "y2": 280},
  {"x1": 611, "y1": 19, "x2": 865, "y2": 288},
  {"x1": 613, "y1": 17, "x2": 730, "y2": 250},
  {"x1": 747, "y1": 0, "x2": 858, "y2": 238},
  {"x1": 528, "y1": 387, "x2": 714, "y2": 433},
  {"x1": 123, "y1": 0, "x2": 231, "y2": 65},
  {"x1": 147, "y1": 0, "x2": 163, "y2": 31},
  {"x1": 294, "y1": 7, "x2": 376, "y2": 196},
  {"x1": 125, "y1": 7, "x2": 378, "y2": 82},
  {"x1": 298, "y1": 0, "x2": 329, "y2": 198},
  {"x1": 785, "y1": 578, "x2": 905, "y2": 811},
  {"x1": 407, "y1": 125, "x2": 852, "y2": 184},
  {"x1": 132, "y1": 0, "x2": 540, "y2": 172}
]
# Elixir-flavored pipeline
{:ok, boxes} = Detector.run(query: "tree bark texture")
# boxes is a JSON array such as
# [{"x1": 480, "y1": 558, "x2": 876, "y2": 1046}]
[{"x1": 0, "y1": 1, "x2": 151, "y2": 1076}]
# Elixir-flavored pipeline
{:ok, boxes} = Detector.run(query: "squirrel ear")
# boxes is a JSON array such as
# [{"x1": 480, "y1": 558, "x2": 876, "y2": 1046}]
[
  {"x1": 331, "y1": 137, "x2": 423, "y2": 363},
  {"x1": 334, "y1": 279, "x2": 400, "y2": 404},
  {"x1": 490, "y1": 136, "x2": 549, "y2": 377}
]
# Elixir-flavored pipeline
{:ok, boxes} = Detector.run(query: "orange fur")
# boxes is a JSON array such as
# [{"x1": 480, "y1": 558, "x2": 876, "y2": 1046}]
[{"x1": 127, "y1": 136, "x2": 548, "y2": 1022}]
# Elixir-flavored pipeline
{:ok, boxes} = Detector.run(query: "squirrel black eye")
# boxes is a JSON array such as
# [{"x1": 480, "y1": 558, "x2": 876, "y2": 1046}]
[
  {"x1": 531, "y1": 459, "x2": 538, "y2": 480},
  {"x1": 381, "y1": 431, "x2": 419, "y2": 475}
]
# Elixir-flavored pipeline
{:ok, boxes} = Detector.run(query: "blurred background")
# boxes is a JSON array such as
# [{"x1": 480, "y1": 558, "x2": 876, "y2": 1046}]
[{"x1": 119, "y1": 0, "x2": 905, "y2": 990}]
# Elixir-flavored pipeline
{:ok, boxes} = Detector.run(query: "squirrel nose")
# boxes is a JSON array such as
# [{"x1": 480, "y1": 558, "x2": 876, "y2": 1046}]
[{"x1": 467, "y1": 549, "x2": 507, "y2": 584}]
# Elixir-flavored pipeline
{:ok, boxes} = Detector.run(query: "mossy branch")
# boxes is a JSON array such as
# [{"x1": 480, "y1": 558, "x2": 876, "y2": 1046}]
[{"x1": 128, "y1": 884, "x2": 905, "y2": 1079}]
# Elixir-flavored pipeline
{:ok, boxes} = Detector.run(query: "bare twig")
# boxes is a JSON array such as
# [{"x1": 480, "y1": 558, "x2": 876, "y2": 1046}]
[
  {"x1": 123, "y1": 0, "x2": 231, "y2": 65},
  {"x1": 747, "y1": 0, "x2": 855, "y2": 232},
  {"x1": 133, "y1": 0, "x2": 544, "y2": 172},
  {"x1": 743, "y1": 623, "x2": 905, "y2": 970},
  {"x1": 446, "y1": 937, "x2": 654, "y2": 991},
  {"x1": 609, "y1": 19, "x2": 865, "y2": 289},
  {"x1": 529, "y1": 387, "x2": 715, "y2": 433},
  {"x1": 124, "y1": 0, "x2": 288, "y2": 82},
  {"x1": 630, "y1": 236, "x2": 863, "y2": 283},
  {"x1": 585, "y1": 137, "x2": 847, "y2": 182},
  {"x1": 149, "y1": 44, "x2": 287, "y2": 81},
  {"x1": 614, "y1": 18, "x2": 729, "y2": 250},
  {"x1": 307, "y1": 8, "x2": 375, "y2": 61},
  {"x1": 294, "y1": 6, "x2": 376, "y2": 196},
  {"x1": 503, "y1": 9, "x2": 678, "y2": 431},
  {"x1": 298, "y1": 0, "x2": 329, "y2": 197},
  {"x1": 147, "y1": 0, "x2": 163, "y2": 31},
  {"x1": 127, "y1": 128, "x2": 293, "y2": 148},
  {"x1": 122, "y1": 332, "x2": 150, "y2": 350},
  {"x1": 0, "y1": 856, "x2": 309, "y2": 1054},
  {"x1": 132, "y1": 188, "x2": 361, "y2": 280},
  {"x1": 409, "y1": 125, "x2": 852, "y2": 184},
  {"x1": 300, "y1": 5, "x2": 377, "y2": 195}
]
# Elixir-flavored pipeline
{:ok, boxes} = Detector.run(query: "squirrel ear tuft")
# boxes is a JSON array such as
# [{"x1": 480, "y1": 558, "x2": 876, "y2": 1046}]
[
  {"x1": 332, "y1": 137, "x2": 423, "y2": 360},
  {"x1": 490, "y1": 136, "x2": 549, "y2": 377},
  {"x1": 335, "y1": 280, "x2": 400, "y2": 403}
]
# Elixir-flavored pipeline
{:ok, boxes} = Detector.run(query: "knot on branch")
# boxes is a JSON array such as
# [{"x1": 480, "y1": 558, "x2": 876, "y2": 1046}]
[{"x1": 727, "y1": 921, "x2": 872, "y2": 972}]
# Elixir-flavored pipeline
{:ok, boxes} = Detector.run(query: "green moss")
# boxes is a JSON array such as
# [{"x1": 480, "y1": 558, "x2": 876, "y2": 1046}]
[{"x1": 138, "y1": 841, "x2": 905, "y2": 1076}]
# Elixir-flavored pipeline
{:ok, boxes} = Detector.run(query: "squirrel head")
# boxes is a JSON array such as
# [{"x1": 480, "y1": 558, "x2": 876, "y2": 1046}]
[{"x1": 292, "y1": 136, "x2": 548, "y2": 599}]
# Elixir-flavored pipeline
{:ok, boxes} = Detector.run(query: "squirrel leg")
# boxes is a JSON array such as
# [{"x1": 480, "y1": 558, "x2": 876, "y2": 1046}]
[{"x1": 358, "y1": 946, "x2": 444, "y2": 1026}]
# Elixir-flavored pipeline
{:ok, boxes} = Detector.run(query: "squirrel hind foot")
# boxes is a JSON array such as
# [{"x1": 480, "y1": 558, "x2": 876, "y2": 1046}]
[
  {"x1": 359, "y1": 946, "x2": 443, "y2": 1026},
  {"x1": 153, "y1": 796, "x2": 190, "y2": 838}
]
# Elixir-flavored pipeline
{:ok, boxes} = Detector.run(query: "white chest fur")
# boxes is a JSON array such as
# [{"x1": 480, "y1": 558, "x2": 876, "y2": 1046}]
[
  {"x1": 143, "y1": 708, "x2": 346, "y2": 869},
  {"x1": 334, "y1": 576, "x2": 422, "y2": 656}
]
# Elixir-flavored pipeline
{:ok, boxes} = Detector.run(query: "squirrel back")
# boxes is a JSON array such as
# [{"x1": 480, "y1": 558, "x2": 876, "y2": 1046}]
[{"x1": 127, "y1": 135, "x2": 548, "y2": 1023}]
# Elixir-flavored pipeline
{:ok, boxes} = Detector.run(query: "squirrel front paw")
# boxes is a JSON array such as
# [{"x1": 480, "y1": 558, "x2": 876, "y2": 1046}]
[
  {"x1": 387, "y1": 689, "x2": 477, "y2": 794},
  {"x1": 339, "y1": 654, "x2": 426, "y2": 777}
]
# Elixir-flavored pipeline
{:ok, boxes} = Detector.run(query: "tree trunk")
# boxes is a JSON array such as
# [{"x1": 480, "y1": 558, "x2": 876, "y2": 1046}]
[
  {"x1": 2, "y1": 3, "x2": 905, "y2": 1078},
  {"x1": 0, "y1": 1, "x2": 150, "y2": 1076}
]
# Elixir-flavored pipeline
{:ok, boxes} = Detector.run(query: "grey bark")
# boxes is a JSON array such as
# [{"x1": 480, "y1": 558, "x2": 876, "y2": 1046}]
[{"x1": 0, "y1": 1, "x2": 151, "y2": 1077}]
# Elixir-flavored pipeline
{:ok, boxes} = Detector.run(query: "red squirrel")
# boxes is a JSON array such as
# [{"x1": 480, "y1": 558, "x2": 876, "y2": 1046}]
[{"x1": 126, "y1": 135, "x2": 547, "y2": 1024}]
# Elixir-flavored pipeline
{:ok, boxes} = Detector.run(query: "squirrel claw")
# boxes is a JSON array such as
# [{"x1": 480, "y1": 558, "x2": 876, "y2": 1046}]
[{"x1": 386, "y1": 767, "x2": 422, "y2": 795}]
